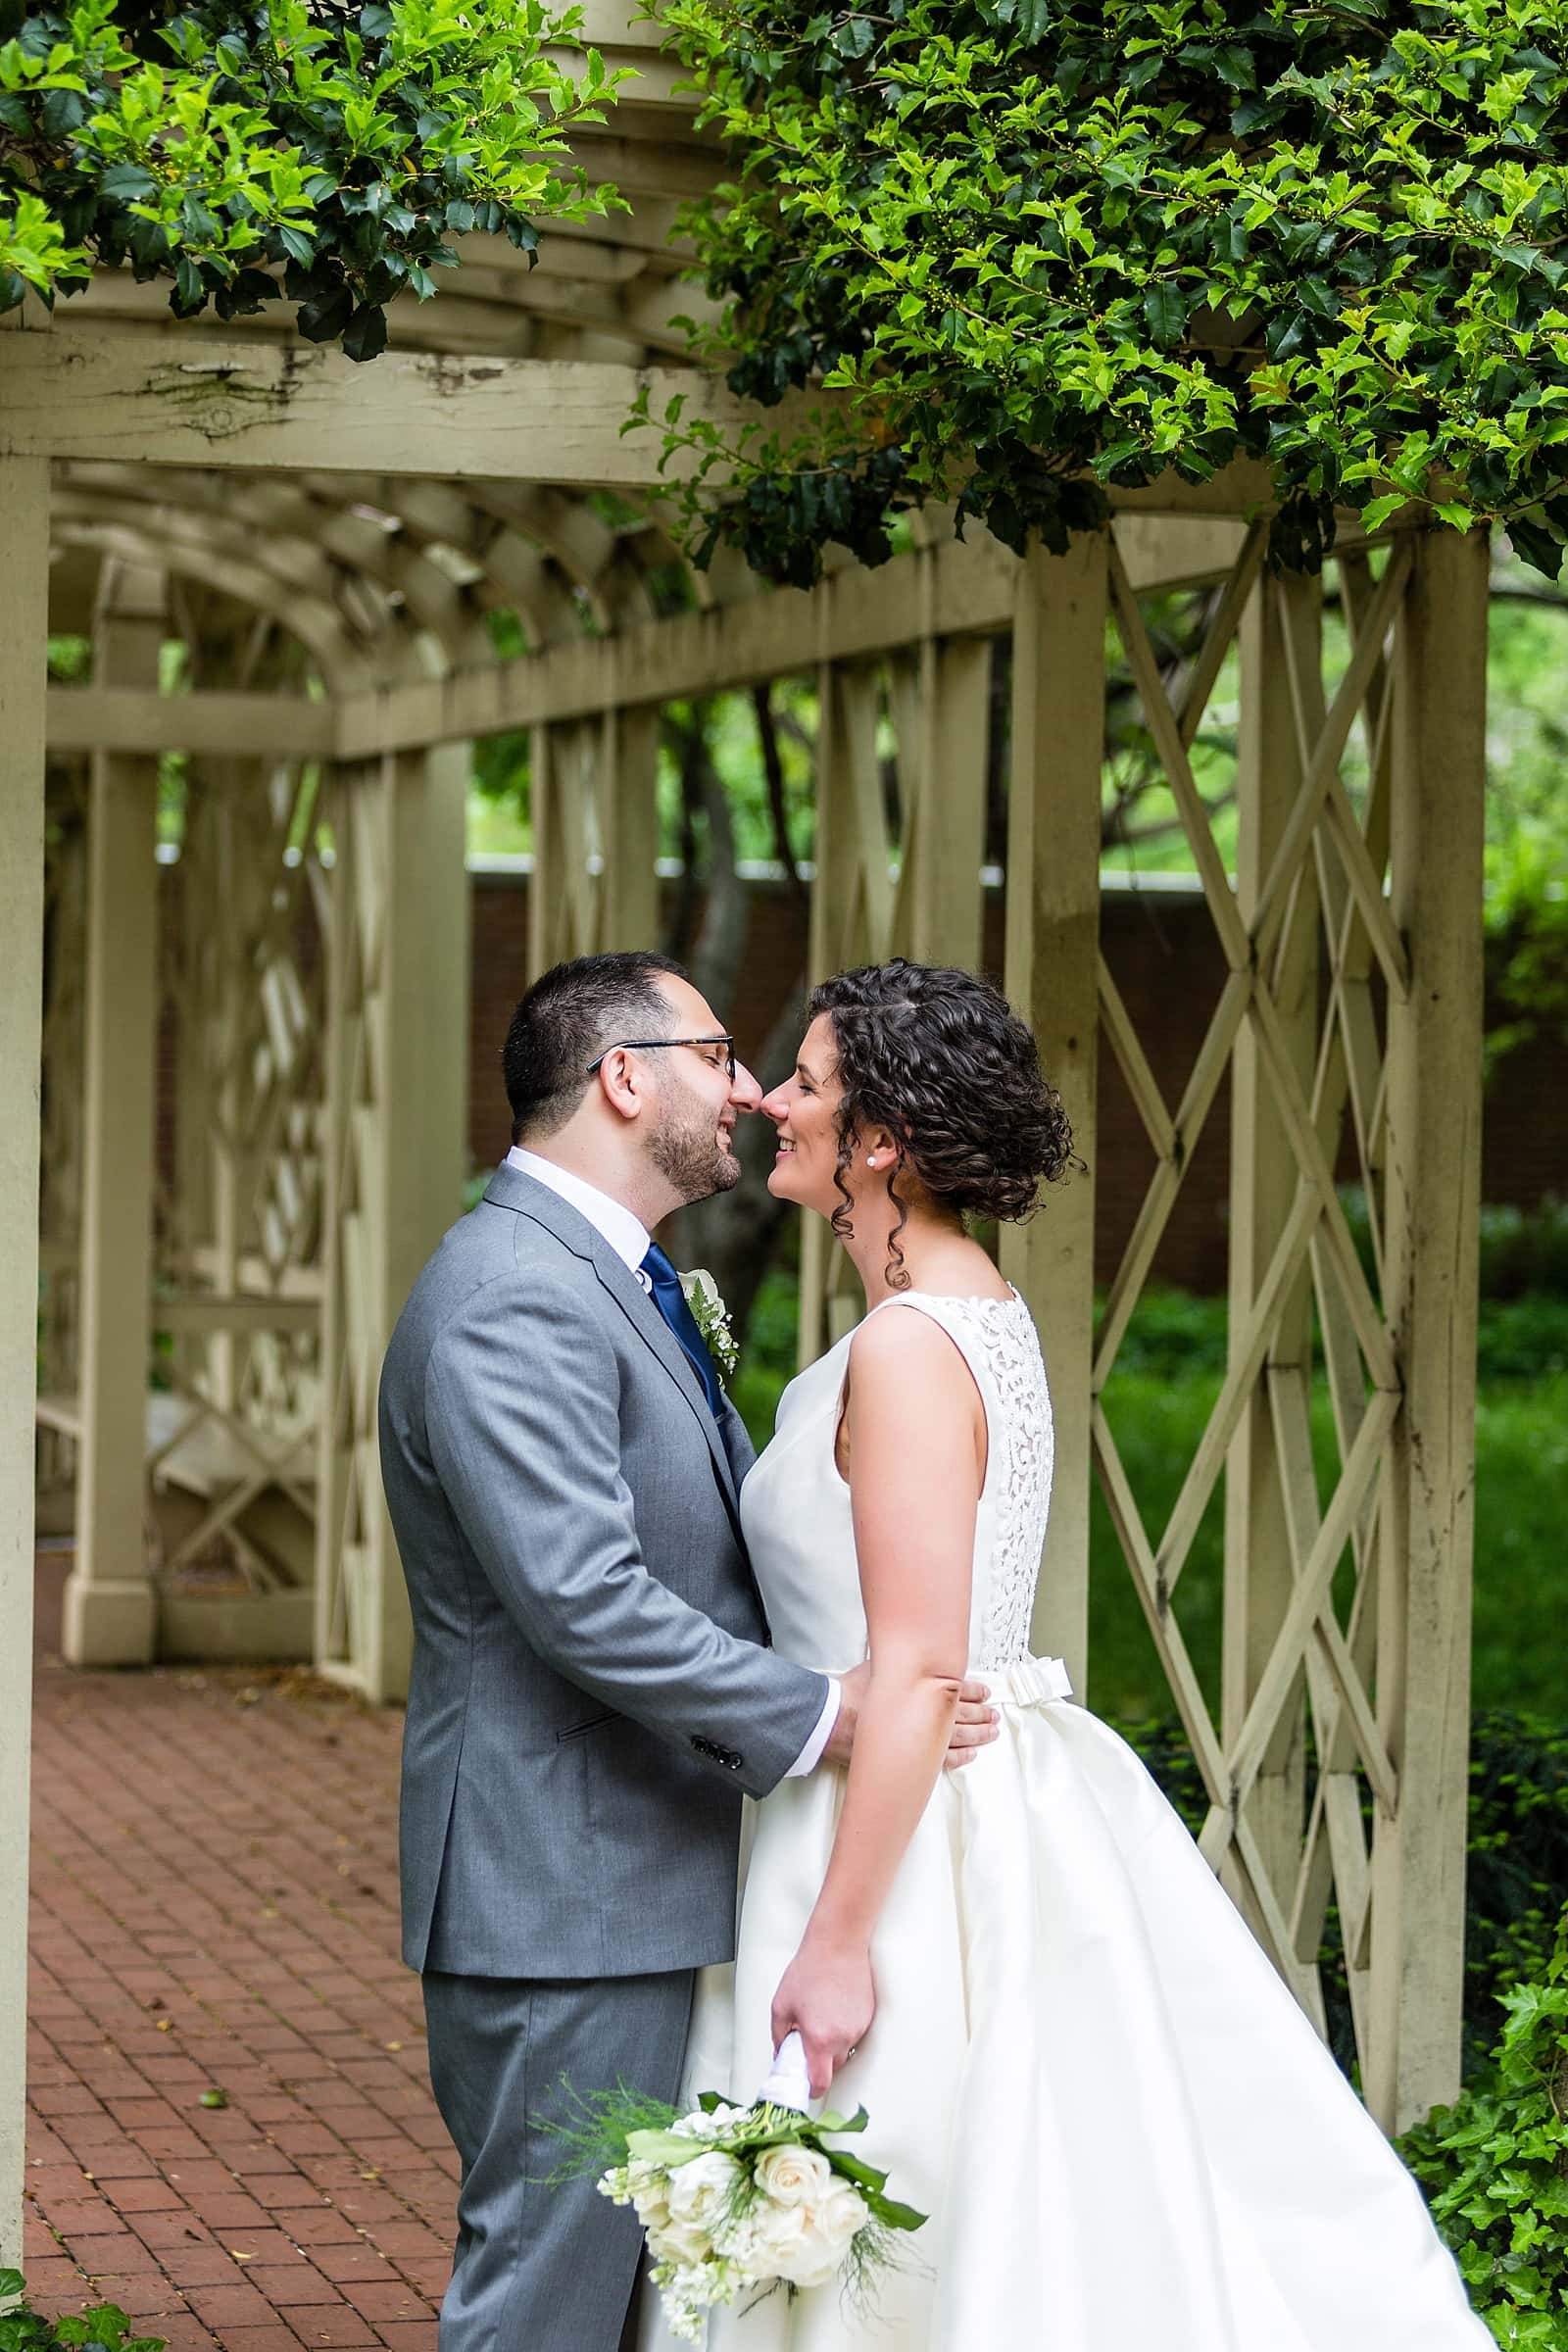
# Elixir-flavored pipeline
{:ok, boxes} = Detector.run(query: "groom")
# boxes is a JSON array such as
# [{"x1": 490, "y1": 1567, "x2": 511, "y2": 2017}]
[{"x1": 379, "y1": 951, "x2": 993, "y2": 2352}]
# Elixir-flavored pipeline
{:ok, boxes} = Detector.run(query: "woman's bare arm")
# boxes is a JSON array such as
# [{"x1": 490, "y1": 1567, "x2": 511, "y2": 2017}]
[{"x1": 769, "y1": 1305, "x2": 984, "y2": 2094}]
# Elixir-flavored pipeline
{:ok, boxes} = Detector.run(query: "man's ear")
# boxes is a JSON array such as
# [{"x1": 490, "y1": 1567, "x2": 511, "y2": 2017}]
[{"x1": 596, "y1": 1048, "x2": 648, "y2": 1124}]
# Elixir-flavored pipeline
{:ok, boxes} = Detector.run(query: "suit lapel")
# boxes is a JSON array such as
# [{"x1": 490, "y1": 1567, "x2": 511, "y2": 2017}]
[{"x1": 484, "y1": 1165, "x2": 743, "y2": 1527}]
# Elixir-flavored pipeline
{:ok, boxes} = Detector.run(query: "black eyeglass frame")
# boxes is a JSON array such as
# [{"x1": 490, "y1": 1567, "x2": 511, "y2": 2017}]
[{"x1": 585, "y1": 1035, "x2": 738, "y2": 1083}]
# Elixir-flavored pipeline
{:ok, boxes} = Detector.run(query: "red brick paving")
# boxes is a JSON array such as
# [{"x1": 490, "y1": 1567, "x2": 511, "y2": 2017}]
[{"x1": 26, "y1": 1565, "x2": 449, "y2": 2352}]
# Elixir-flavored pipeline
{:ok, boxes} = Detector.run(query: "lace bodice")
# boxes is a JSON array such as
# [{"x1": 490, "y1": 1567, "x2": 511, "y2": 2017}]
[{"x1": 738, "y1": 1289, "x2": 1054, "y2": 1678}]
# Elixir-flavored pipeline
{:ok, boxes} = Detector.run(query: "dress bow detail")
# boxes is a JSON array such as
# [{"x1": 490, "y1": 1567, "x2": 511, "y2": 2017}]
[{"x1": 990, "y1": 1654, "x2": 1074, "y2": 1708}]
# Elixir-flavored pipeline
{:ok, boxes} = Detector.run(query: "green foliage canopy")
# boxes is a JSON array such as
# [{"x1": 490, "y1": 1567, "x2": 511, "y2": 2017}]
[
  {"x1": 652, "y1": 0, "x2": 1568, "y2": 586},
  {"x1": 0, "y1": 0, "x2": 627, "y2": 359}
]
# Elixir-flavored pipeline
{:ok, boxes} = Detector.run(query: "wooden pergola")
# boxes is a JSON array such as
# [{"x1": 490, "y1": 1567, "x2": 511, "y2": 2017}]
[{"x1": 0, "y1": 0, "x2": 1488, "y2": 2270}]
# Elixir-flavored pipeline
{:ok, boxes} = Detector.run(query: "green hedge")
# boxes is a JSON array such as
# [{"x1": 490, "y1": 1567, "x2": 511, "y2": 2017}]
[
  {"x1": 1399, "y1": 1908, "x2": 1568, "y2": 2348},
  {"x1": 0, "y1": 2274, "x2": 161, "y2": 2351}
]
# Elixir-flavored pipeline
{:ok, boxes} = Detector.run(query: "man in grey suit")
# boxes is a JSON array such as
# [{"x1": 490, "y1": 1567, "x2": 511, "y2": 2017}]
[{"x1": 379, "y1": 951, "x2": 994, "y2": 2351}]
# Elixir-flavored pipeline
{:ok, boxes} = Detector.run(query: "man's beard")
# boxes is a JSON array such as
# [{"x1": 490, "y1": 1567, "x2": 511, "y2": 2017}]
[{"x1": 649, "y1": 1085, "x2": 741, "y2": 1205}]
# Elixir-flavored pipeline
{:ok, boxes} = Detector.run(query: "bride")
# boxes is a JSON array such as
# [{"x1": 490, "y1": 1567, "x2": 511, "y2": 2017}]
[{"x1": 644, "y1": 956, "x2": 1488, "y2": 2349}]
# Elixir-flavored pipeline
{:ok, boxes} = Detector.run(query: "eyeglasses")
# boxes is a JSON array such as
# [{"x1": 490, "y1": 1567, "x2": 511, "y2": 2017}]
[{"x1": 585, "y1": 1035, "x2": 738, "y2": 1083}]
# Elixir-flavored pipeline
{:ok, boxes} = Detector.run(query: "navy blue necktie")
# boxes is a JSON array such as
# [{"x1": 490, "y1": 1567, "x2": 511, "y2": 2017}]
[{"x1": 640, "y1": 1242, "x2": 724, "y2": 1417}]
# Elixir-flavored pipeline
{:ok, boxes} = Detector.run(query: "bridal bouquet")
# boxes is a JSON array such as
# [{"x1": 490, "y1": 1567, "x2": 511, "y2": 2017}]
[{"x1": 546, "y1": 2041, "x2": 925, "y2": 2340}]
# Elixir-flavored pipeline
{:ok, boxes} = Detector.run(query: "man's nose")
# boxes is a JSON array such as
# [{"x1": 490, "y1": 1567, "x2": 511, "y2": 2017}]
[{"x1": 729, "y1": 1060, "x2": 764, "y2": 1112}]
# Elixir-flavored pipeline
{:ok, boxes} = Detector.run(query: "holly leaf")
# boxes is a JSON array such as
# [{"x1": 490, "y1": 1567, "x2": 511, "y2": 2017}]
[
  {"x1": 1144, "y1": 282, "x2": 1188, "y2": 350},
  {"x1": 342, "y1": 301, "x2": 388, "y2": 361}
]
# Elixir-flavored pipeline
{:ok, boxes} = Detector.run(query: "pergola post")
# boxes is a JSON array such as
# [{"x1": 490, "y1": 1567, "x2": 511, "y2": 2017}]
[
  {"x1": 1366, "y1": 527, "x2": 1489, "y2": 2132},
  {"x1": 317, "y1": 741, "x2": 468, "y2": 1701},
  {"x1": 601, "y1": 705, "x2": 661, "y2": 950},
  {"x1": 905, "y1": 635, "x2": 989, "y2": 969},
  {"x1": 61, "y1": 562, "x2": 166, "y2": 1667},
  {"x1": 0, "y1": 453, "x2": 49, "y2": 2270},
  {"x1": 1001, "y1": 537, "x2": 1106, "y2": 1691},
  {"x1": 1224, "y1": 572, "x2": 1319, "y2": 1920}
]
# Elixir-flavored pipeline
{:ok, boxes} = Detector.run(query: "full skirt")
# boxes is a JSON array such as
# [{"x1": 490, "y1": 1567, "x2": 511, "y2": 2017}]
[{"x1": 640, "y1": 1683, "x2": 1487, "y2": 2350}]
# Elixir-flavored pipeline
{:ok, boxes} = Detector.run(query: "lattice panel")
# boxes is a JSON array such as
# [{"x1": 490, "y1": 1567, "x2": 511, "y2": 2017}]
[
  {"x1": 144, "y1": 755, "x2": 327, "y2": 1592},
  {"x1": 1092, "y1": 528, "x2": 1423, "y2": 2086}
]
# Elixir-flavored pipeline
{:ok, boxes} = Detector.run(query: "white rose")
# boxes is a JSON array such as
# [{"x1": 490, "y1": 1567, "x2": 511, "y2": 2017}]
[
  {"x1": 631, "y1": 2183, "x2": 672, "y2": 2236},
  {"x1": 754, "y1": 2143, "x2": 833, "y2": 2208},
  {"x1": 745, "y1": 2195, "x2": 809, "y2": 2273},
  {"x1": 815, "y1": 2181, "x2": 869, "y2": 2252},
  {"x1": 649, "y1": 2216, "x2": 713, "y2": 2268},
  {"x1": 770, "y1": 2181, "x2": 868, "y2": 2290},
  {"x1": 666, "y1": 2149, "x2": 744, "y2": 2242}
]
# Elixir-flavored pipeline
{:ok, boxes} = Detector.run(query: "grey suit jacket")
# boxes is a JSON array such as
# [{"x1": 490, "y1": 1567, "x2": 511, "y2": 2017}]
[{"x1": 378, "y1": 1163, "x2": 829, "y2": 1980}]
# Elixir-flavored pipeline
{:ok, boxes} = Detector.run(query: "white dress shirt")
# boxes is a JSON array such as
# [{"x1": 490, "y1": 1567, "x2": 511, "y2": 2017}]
[{"x1": 504, "y1": 1147, "x2": 840, "y2": 1776}]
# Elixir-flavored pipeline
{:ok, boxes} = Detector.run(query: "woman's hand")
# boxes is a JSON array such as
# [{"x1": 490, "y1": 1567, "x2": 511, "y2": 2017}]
[{"x1": 771, "y1": 1936, "x2": 875, "y2": 2099}]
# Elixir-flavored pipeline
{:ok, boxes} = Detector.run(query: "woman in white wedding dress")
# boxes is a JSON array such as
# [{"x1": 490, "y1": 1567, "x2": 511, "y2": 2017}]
[{"x1": 644, "y1": 957, "x2": 1488, "y2": 2351}]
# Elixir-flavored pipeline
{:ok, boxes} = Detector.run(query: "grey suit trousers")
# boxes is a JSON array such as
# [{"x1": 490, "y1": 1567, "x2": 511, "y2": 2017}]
[{"x1": 422, "y1": 1968, "x2": 696, "y2": 2352}]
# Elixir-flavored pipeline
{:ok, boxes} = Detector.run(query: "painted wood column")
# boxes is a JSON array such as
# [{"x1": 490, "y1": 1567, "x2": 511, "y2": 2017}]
[
  {"x1": 61, "y1": 562, "x2": 166, "y2": 1667},
  {"x1": 1001, "y1": 536, "x2": 1106, "y2": 1693},
  {"x1": 0, "y1": 454, "x2": 49, "y2": 2269},
  {"x1": 601, "y1": 705, "x2": 660, "y2": 952},
  {"x1": 318, "y1": 741, "x2": 468, "y2": 1701},
  {"x1": 1366, "y1": 528, "x2": 1489, "y2": 2133},
  {"x1": 906, "y1": 636, "x2": 990, "y2": 971},
  {"x1": 799, "y1": 662, "x2": 876, "y2": 1368},
  {"x1": 1224, "y1": 573, "x2": 1318, "y2": 1922}
]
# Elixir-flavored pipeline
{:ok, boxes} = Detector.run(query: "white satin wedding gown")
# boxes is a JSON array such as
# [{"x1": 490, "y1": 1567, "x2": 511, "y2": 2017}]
[{"x1": 643, "y1": 1289, "x2": 1488, "y2": 2350}]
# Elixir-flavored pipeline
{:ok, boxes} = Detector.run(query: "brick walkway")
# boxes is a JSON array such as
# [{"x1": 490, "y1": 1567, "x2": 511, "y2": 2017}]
[{"x1": 24, "y1": 1554, "x2": 448, "y2": 2352}]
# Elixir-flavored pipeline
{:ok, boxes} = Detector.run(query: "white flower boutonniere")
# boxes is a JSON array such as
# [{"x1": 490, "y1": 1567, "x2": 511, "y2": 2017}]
[{"x1": 680, "y1": 1267, "x2": 739, "y2": 1384}]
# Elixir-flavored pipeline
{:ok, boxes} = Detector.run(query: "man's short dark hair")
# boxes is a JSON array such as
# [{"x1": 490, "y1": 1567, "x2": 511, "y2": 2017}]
[{"x1": 503, "y1": 952, "x2": 687, "y2": 1144}]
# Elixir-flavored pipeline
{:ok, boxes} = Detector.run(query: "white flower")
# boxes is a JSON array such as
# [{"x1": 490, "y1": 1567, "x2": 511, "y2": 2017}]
[
  {"x1": 703, "y1": 2102, "x2": 752, "y2": 2132},
  {"x1": 754, "y1": 2143, "x2": 833, "y2": 2208},
  {"x1": 648, "y1": 2216, "x2": 713, "y2": 2268},
  {"x1": 664, "y1": 2148, "x2": 743, "y2": 2252},
  {"x1": 680, "y1": 1267, "x2": 739, "y2": 1381},
  {"x1": 770, "y1": 2180, "x2": 868, "y2": 2289},
  {"x1": 624, "y1": 2159, "x2": 672, "y2": 2237}
]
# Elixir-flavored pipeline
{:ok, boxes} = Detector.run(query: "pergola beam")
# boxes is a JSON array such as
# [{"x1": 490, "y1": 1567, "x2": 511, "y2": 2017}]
[
  {"x1": 46, "y1": 687, "x2": 335, "y2": 759},
  {"x1": 0, "y1": 332, "x2": 810, "y2": 482},
  {"x1": 332, "y1": 517, "x2": 1251, "y2": 754},
  {"x1": 42, "y1": 519, "x2": 1249, "y2": 759}
]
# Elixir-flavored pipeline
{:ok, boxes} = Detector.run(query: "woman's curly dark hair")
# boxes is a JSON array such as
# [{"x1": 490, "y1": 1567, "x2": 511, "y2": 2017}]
[{"x1": 809, "y1": 959, "x2": 1076, "y2": 1289}]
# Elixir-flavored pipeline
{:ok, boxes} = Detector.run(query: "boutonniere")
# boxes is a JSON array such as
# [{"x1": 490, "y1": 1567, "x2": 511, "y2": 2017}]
[{"x1": 680, "y1": 1267, "x2": 739, "y2": 1384}]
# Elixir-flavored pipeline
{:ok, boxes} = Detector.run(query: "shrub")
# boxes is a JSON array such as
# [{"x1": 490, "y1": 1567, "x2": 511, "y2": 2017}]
[
  {"x1": 1399, "y1": 1907, "x2": 1568, "y2": 2348},
  {"x1": 0, "y1": 2273, "x2": 164, "y2": 2352}
]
